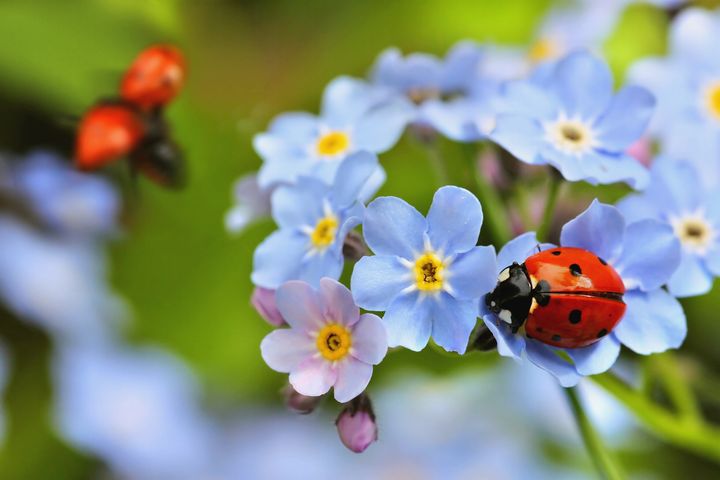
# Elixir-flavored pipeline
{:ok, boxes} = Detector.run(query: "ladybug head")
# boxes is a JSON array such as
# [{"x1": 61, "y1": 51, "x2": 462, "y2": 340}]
[{"x1": 485, "y1": 263, "x2": 533, "y2": 332}]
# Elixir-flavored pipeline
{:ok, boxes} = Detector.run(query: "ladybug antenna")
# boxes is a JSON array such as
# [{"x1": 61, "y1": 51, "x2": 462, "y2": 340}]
[{"x1": 535, "y1": 243, "x2": 542, "y2": 253}]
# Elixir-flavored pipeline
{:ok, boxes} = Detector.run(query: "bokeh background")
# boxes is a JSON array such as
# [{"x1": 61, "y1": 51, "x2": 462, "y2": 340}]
[{"x1": 0, "y1": 0, "x2": 719, "y2": 478}]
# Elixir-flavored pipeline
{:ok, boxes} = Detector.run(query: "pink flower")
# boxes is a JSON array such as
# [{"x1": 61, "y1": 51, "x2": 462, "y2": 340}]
[
  {"x1": 336, "y1": 394, "x2": 378, "y2": 453},
  {"x1": 260, "y1": 278, "x2": 387, "y2": 403},
  {"x1": 251, "y1": 287, "x2": 285, "y2": 327}
]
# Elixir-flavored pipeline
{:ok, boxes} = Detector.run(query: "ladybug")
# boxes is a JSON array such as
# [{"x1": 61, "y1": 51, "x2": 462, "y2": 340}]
[
  {"x1": 120, "y1": 44, "x2": 186, "y2": 110},
  {"x1": 74, "y1": 45, "x2": 186, "y2": 188},
  {"x1": 485, "y1": 247, "x2": 626, "y2": 349}
]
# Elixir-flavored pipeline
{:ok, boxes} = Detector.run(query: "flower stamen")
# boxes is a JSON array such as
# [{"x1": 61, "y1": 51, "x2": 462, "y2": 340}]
[
  {"x1": 316, "y1": 131, "x2": 350, "y2": 157},
  {"x1": 414, "y1": 252, "x2": 445, "y2": 292},
  {"x1": 316, "y1": 324, "x2": 352, "y2": 361},
  {"x1": 310, "y1": 215, "x2": 339, "y2": 250},
  {"x1": 670, "y1": 213, "x2": 716, "y2": 255}
]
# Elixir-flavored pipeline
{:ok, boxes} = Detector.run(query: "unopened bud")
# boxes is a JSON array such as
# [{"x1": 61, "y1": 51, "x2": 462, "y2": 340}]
[
  {"x1": 283, "y1": 384, "x2": 322, "y2": 415},
  {"x1": 343, "y1": 231, "x2": 369, "y2": 262},
  {"x1": 335, "y1": 393, "x2": 378, "y2": 453},
  {"x1": 251, "y1": 287, "x2": 285, "y2": 327}
]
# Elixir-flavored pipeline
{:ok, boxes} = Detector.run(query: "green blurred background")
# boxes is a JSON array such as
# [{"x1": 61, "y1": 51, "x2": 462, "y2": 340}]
[{"x1": 0, "y1": 0, "x2": 719, "y2": 478}]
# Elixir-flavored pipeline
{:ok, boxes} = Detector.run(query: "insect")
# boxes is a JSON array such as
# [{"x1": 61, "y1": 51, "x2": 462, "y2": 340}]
[
  {"x1": 485, "y1": 247, "x2": 626, "y2": 349},
  {"x1": 74, "y1": 44, "x2": 187, "y2": 188}
]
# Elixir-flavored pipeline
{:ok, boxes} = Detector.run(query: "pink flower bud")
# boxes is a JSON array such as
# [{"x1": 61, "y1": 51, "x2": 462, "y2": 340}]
[
  {"x1": 283, "y1": 384, "x2": 322, "y2": 414},
  {"x1": 335, "y1": 394, "x2": 377, "y2": 453},
  {"x1": 251, "y1": 287, "x2": 285, "y2": 327},
  {"x1": 626, "y1": 137, "x2": 653, "y2": 167}
]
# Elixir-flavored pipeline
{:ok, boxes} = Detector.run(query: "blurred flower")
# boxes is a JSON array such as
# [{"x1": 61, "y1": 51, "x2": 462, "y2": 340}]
[
  {"x1": 617, "y1": 158, "x2": 720, "y2": 297},
  {"x1": 625, "y1": 136, "x2": 653, "y2": 167},
  {"x1": 628, "y1": 7, "x2": 720, "y2": 187},
  {"x1": 224, "y1": 173, "x2": 272, "y2": 235},
  {"x1": 491, "y1": 51, "x2": 654, "y2": 188},
  {"x1": 252, "y1": 152, "x2": 378, "y2": 289},
  {"x1": 336, "y1": 393, "x2": 377, "y2": 453},
  {"x1": 254, "y1": 76, "x2": 411, "y2": 188},
  {"x1": 484, "y1": 200, "x2": 685, "y2": 386},
  {"x1": 10, "y1": 151, "x2": 120, "y2": 238},
  {"x1": 53, "y1": 344, "x2": 215, "y2": 480},
  {"x1": 0, "y1": 216, "x2": 124, "y2": 344},
  {"x1": 351, "y1": 186, "x2": 497, "y2": 353},
  {"x1": 251, "y1": 287, "x2": 285, "y2": 327},
  {"x1": 261, "y1": 278, "x2": 387, "y2": 403},
  {"x1": 283, "y1": 383, "x2": 322, "y2": 414}
]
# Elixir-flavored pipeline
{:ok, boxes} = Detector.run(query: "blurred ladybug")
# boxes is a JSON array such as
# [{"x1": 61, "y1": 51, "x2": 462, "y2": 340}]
[
  {"x1": 485, "y1": 247, "x2": 626, "y2": 349},
  {"x1": 74, "y1": 44, "x2": 186, "y2": 188},
  {"x1": 120, "y1": 44, "x2": 186, "y2": 110}
]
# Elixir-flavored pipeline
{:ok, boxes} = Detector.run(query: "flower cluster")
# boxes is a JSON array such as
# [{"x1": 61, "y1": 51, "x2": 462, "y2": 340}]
[{"x1": 230, "y1": 1, "x2": 718, "y2": 455}]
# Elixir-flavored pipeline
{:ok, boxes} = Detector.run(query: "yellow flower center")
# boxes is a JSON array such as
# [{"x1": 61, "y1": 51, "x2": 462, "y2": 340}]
[
  {"x1": 316, "y1": 131, "x2": 350, "y2": 157},
  {"x1": 705, "y1": 82, "x2": 720, "y2": 120},
  {"x1": 310, "y1": 215, "x2": 338, "y2": 249},
  {"x1": 546, "y1": 117, "x2": 595, "y2": 155},
  {"x1": 414, "y1": 252, "x2": 445, "y2": 292},
  {"x1": 316, "y1": 323, "x2": 352, "y2": 361},
  {"x1": 528, "y1": 37, "x2": 561, "y2": 64},
  {"x1": 671, "y1": 214, "x2": 715, "y2": 255}
]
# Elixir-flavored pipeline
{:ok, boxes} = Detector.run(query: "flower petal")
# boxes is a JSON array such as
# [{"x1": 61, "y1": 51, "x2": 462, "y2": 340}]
[
  {"x1": 426, "y1": 186, "x2": 484, "y2": 254},
  {"x1": 614, "y1": 289, "x2": 687, "y2": 355},
  {"x1": 525, "y1": 340, "x2": 581, "y2": 387},
  {"x1": 430, "y1": 295, "x2": 479, "y2": 354},
  {"x1": 297, "y1": 250, "x2": 344, "y2": 288},
  {"x1": 353, "y1": 97, "x2": 413, "y2": 153},
  {"x1": 483, "y1": 316, "x2": 525, "y2": 360},
  {"x1": 318, "y1": 278, "x2": 360, "y2": 327},
  {"x1": 382, "y1": 292, "x2": 433, "y2": 351},
  {"x1": 275, "y1": 281, "x2": 324, "y2": 332},
  {"x1": 491, "y1": 114, "x2": 546, "y2": 165},
  {"x1": 350, "y1": 313, "x2": 387, "y2": 365},
  {"x1": 496, "y1": 232, "x2": 545, "y2": 272},
  {"x1": 251, "y1": 230, "x2": 307, "y2": 289},
  {"x1": 613, "y1": 219, "x2": 681, "y2": 291},
  {"x1": 271, "y1": 178, "x2": 328, "y2": 229},
  {"x1": 447, "y1": 246, "x2": 497, "y2": 300},
  {"x1": 351, "y1": 255, "x2": 413, "y2": 311},
  {"x1": 289, "y1": 356, "x2": 337, "y2": 397},
  {"x1": 667, "y1": 252, "x2": 713, "y2": 298},
  {"x1": 594, "y1": 86, "x2": 656, "y2": 152},
  {"x1": 566, "y1": 336, "x2": 621, "y2": 376},
  {"x1": 560, "y1": 200, "x2": 625, "y2": 263},
  {"x1": 329, "y1": 151, "x2": 380, "y2": 208},
  {"x1": 333, "y1": 360, "x2": 373, "y2": 403},
  {"x1": 260, "y1": 329, "x2": 315, "y2": 373},
  {"x1": 551, "y1": 51, "x2": 613, "y2": 119},
  {"x1": 363, "y1": 196, "x2": 427, "y2": 258}
]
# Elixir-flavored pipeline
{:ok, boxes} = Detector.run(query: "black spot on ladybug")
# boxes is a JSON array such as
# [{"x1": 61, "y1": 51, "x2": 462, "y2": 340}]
[
  {"x1": 569, "y1": 309, "x2": 582, "y2": 324},
  {"x1": 551, "y1": 250, "x2": 562, "y2": 256},
  {"x1": 569, "y1": 264, "x2": 582, "y2": 276},
  {"x1": 597, "y1": 329, "x2": 608, "y2": 338},
  {"x1": 536, "y1": 294, "x2": 550, "y2": 307},
  {"x1": 552, "y1": 334, "x2": 561, "y2": 342},
  {"x1": 526, "y1": 334, "x2": 535, "y2": 340},
  {"x1": 597, "y1": 256, "x2": 607, "y2": 266},
  {"x1": 536, "y1": 280, "x2": 552, "y2": 293},
  {"x1": 537, "y1": 327, "x2": 544, "y2": 333}
]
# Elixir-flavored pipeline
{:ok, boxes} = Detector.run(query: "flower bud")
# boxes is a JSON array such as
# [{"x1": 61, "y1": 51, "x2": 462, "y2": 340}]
[
  {"x1": 335, "y1": 393, "x2": 377, "y2": 453},
  {"x1": 342, "y1": 231, "x2": 369, "y2": 262},
  {"x1": 283, "y1": 384, "x2": 322, "y2": 415},
  {"x1": 251, "y1": 287, "x2": 285, "y2": 327},
  {"x1": 626, "y1": 137, "x2": 652, "y2": 167}
]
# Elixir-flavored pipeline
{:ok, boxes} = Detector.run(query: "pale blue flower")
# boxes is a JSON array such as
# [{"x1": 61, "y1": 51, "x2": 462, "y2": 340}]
[
  {"x1": 252, "y1": 152, "x2": 379, "y2": 289},
  {"x1": 351, "y1": 186, "x2": 497, "y2": 353},
  {"x1": 491, "y1": 51, "x2": 654, "y2": 188},
  {"x1": 618, "y1": 158, "x2": 720, "y2": 297},
  {"x1": 484, "y1": 201, "x2": 685, "y2": 387}
]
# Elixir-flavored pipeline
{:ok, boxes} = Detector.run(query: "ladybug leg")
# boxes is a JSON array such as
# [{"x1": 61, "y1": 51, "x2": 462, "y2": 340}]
[{"x1": 468, "y1": 324, "x2": 497, "y2": 352}]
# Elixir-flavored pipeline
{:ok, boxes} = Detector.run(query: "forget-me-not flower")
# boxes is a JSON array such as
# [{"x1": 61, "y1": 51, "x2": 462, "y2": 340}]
[
  {"x1": 351, "y1": 186, "x2": 497, "y2": 353},
  {"x1": 484, "y1": 201, "x2": 685, "y2": 387},
  {"x1": 617, "y1": 158, "x2": 720, "y2": 297},
  {"x1": 261, "y1": 278, "x2": 387, "y2": 403},
  {"x1": 252, "y1": 151, "x2": 379, "y2": 289},
  {"x1": 491, "y1": 51, "x2": 655, "y2": 189},
  {"x1": 254, "y1": 76, "x2": 411, "y2": 188}
]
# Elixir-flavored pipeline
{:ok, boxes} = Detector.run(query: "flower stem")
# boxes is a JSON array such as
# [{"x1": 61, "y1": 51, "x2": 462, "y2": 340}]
[
  {"x1": 468, "y1": 145, "x2": 512, "y2": 245},
  {"x1": 536, "y1": 173, "x2": 563, "y2": 242},
  {"x1": 649, "y1": 352, "x2": 702, "y2": 425},
  {"x1": 592, "y1": 372, "x2": 720, "y2": 462},
  {"x1": 563, "y1": 387, "x2": 625, "y2": 480}
]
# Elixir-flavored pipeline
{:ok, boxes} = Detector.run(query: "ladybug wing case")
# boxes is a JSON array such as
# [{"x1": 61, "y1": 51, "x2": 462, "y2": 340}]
[{"x1": 524, "y1": 248, "x2": 625, "y2": 295}]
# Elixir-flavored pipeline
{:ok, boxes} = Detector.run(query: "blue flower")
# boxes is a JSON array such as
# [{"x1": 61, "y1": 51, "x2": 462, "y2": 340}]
[
  {"x1": 53, "y1": 344, "x2": 215, "y2": 480},
  {"x1": 254, "y1": 76, "x2": 411, "y2": 188},
  {"x1": 252, "y1": 151, "x2": 379, "y2": 289},
  {"x1": 628, "y1": 7, "x2": 720, "y2": 188},
  {"x1": 617, "y1": 158, "x2": 720, "y2": 297},
  {"x1": 224, "y1": 173, "x2": 272, "y2": 235},
  {"x1": 484, "y1": 200, "x2": 685, "y2": 387},
  {"x1": 491, "y1": 51, "x2": 655, "y2": 188},
  {"x1": 351, "y1": 186, "x2": 497, "y2": 353}
]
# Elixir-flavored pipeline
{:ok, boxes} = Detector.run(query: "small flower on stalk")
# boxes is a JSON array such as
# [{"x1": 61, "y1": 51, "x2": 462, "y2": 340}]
[
  {"x1": 351, "y1": 186, "x2": 497, "y2": 353},
  {"x1": 491, "y1": 51, "x2": 655, "y2": 188},
  {"x1": 251, "y1": 287, "x2": 285, "y2": 327},
  {"x1": 282, "y1": 384, "x2": 322, "y2": 415},
  {"x1": 335, "y1": 393, "x2": 377, "y2": 453},
  {"x1": 260, "y1": 278, "x2": 387, "y2": 403}
]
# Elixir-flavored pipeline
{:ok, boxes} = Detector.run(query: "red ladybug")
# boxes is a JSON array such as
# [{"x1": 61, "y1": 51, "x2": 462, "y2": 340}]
[
  {"x1": 485, "y1": 247, "x2": 626, "y2": 349},
  {"x1": 120, "y1": 44, "x2": 186, "y2": 110},
  {"x1": 75, "y1": 103, "x2": 144, "y2": 171}
]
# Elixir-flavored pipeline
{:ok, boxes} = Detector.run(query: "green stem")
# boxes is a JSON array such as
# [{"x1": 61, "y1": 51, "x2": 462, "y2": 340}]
[
  {"x1": 563, "y1": 387, "x2": 625, "y2": 480},
  {"x1": 424, "y1": 141, "x2": 449, "y2": 187},
  {"x1": 592, "y1": 372, "x2": 720, "y2": 462},
  {"x1": 536, "y1": 173, "x2": 562, "y2": 242},
  {"x1": 468, "y1": 145, "x2": 512, "y2": 245},
  {"x1": 650, "y1": 353, "x2": 702, "y2": 425}
]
